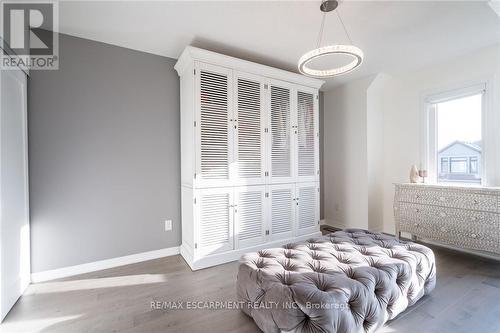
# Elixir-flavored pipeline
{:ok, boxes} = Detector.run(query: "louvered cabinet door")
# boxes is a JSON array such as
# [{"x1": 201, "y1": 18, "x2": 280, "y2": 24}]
[
  {"x1": 267, "y1": 80, "x2": 295, "y2": 184},
  {"x1": 195, "y1": 187, "x2": 234, "y2": 256},
  {"x1": 195, "y1": 62, "x2": 234, "y2": 188},
  {"x1": 268, "y1": 183, "x2": 295, "y2": 241},
  {"x1": 234, "y1": 72, "x2": 266, "y2": 185},
  {"x1": 296, "y1": 182, "x2": 320, "y2": 236},
  {"x1": 234, "y1": 185, "x2": 267, "y2": 249},
  {"x1": 296, "y1": 88, "x2": 319, "y2": 182}
]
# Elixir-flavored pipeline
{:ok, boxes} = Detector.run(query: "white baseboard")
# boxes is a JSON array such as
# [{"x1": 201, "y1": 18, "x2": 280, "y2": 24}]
[
  {"x1": 322, "y1": 219, "x2": 345, "y2": 230},
  {"x1": 31, "y1": 246, "x2": 180, "y2": 283}
]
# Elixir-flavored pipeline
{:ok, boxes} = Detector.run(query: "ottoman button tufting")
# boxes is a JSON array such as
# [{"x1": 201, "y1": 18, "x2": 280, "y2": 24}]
[{"x1": 237, "y1": 228, "x2": 436, "y2": 333}]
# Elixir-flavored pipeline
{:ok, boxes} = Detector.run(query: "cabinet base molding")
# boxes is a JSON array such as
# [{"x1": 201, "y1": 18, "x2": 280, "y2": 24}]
[{"x1": 180, "y1": 232, "x2": 322, "y2": 271}]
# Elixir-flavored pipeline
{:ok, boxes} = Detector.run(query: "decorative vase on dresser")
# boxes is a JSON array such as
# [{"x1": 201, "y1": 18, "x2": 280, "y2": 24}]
[
  {"x1": 175, "y1": 46, "x2": 324, "y2": 270},
  {"x1": 394, "y1": 183, "x2": 500, "y2": 255}
]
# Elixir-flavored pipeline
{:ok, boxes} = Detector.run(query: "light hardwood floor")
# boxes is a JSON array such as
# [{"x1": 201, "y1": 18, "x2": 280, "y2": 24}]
[{"x1": 2, "y1": 243, "x2": 500, "y2": 333}]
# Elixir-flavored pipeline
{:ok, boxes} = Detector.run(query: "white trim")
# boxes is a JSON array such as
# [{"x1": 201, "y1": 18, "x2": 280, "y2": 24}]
[
  {"x1": 420, "y1": 79, "x2": 493, "y2": 185},
  {"x1": 31, "y1": 246, "x2": 180, "y2": 283},
  {"x1": 174, "y1": 46, "x2": 324, "y2": 89},
  {"x1": 323, "y1": 219, "x2": 345, "y2": 230},
  {"x1": 425, "y1": 83, "x2": 486, "y2": 104}
]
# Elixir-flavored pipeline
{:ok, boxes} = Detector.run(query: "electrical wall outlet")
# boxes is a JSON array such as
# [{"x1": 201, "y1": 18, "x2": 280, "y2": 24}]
[{"x1": 164, "y1": 219, "x2": 172, "y2": 231}]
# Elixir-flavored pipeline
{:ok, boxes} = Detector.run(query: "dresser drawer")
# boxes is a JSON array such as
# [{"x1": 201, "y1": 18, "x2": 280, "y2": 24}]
[
  {"x1": 435, "y1": 208, "x2": 498, "y2": 252},
  {"x1": 397, "y1": 202, "x2": 444, "y2": 239},
  {"x1": 398, "y1": 187, "x2": 498, "y2": 212},
  {"x1": 398, "y1": 202, "x2": 499, "y2": 252},
  {"x1": 448, "y1": 192, "x2": 497, "y2": 212}
]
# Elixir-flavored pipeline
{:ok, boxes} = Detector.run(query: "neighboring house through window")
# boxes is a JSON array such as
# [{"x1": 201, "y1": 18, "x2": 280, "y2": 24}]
[{"x1": 438, "y1": 141, "x2": 481, "y2": 183}]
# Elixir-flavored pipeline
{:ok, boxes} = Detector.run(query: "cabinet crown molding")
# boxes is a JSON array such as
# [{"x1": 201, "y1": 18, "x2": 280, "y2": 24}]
[{"x1": 174, "y1": 46, "x2": 325, "y2": 90}]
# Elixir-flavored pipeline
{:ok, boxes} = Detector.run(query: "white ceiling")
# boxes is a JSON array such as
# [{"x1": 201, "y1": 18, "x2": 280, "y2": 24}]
[{"x1": 58, "y1": 1, "x2": 500, "y2": 90}]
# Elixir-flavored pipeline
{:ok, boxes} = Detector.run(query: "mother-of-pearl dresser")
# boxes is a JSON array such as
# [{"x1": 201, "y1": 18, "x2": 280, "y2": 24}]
[{"x1": 394, "y1": 183, "x2": 500, "y2": 255}]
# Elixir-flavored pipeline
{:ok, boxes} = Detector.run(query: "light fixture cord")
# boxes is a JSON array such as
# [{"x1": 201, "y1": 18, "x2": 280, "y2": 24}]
[
  {"x1": 316, "y1": 12, "x2": 327, "y2": 48},
  {"x1": 336, "y1": 8, "x2": 353, "y2": 44}
]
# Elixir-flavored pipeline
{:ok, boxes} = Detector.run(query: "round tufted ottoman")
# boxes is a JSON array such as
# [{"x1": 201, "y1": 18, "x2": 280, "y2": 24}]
[{"x1": 237, "y1": 229, "x2": 436, "y2": 333}]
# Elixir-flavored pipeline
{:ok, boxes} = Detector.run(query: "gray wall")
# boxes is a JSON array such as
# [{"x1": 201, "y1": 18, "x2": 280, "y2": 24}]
[
  {"x1": 29, "y1": 34, "x2": 180, "y2": 272},
  {"x1": 29, "y1": 33, "x2": 326, "y2": 272}
]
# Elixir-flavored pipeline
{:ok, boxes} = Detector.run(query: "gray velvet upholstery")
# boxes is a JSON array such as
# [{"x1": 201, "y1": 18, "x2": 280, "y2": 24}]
[{"x1": 237, "y1": 229, "x2": 436, "y2": 333}]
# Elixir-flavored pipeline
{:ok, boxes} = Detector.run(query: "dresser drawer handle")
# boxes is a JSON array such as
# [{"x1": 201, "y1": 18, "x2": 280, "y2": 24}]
[
  {"x1": 473, "y1": 199, "x2": 479, "y2": 205},
  {"x1": 414, "y1": 208, "x2": 420, "y2": 213},
  {"x1": 415, "y1": 194, "x2": 420, "y2": 199},
  {"x1": 439, "y1": 196, "x2": 446, "y2": 202},
  {"x1": 439, "y1": 212, "x2": 447, "y2": 217},
  {"x1": 471, "y1": 233, "x2": 478, "y2": 239},
  {"x1": 471, "y1": 216, "x2": 478, "y2": 222},
  {"x1": 440, "y1": 227, "x2": 446, "y2": 232},
  {"x1": 414, "y1": 223, "x2": 420, "y2": 227}
]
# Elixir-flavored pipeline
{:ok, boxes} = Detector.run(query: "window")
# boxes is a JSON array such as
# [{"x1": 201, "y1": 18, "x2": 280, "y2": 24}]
[
  {"x1": 470, "y1": 157, "x2": 478, "y2": 174},
  {"x1": 440, "y1": 158, "x2": 449, "y2": 173},
  {"x1": 426, "y1": 85, "x2": 485, "y2": 185},
  {"x1": 450, "y1": 157, "x2": 468, "y2": 173}
]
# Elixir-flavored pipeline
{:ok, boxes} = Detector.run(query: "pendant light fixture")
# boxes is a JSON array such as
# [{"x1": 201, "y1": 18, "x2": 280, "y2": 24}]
[{"x1": 298, "y1": 0, "x2": 363, "y2": 78}]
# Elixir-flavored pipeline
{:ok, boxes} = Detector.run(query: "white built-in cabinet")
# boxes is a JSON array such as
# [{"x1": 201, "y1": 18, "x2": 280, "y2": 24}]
[{"x1": 175, "y1": 47, "x2": 324, "y2": 270}]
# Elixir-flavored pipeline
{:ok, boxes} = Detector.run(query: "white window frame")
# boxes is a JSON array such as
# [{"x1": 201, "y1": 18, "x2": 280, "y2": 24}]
[
  {"x1": 470, "y1": 157, "x2": 478, "y2": 174},
  {"x1": 421, "y1": 82, "x2": 490, "y2": 185},
  {"x1": 440, "y1": 157, "x2": 449, "y2": 173}
]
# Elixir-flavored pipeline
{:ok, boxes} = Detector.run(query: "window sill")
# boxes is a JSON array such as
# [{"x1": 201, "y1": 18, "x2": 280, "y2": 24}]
[{"x1": 399, "y1": 182, "x2": 500, "y2": 190}]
